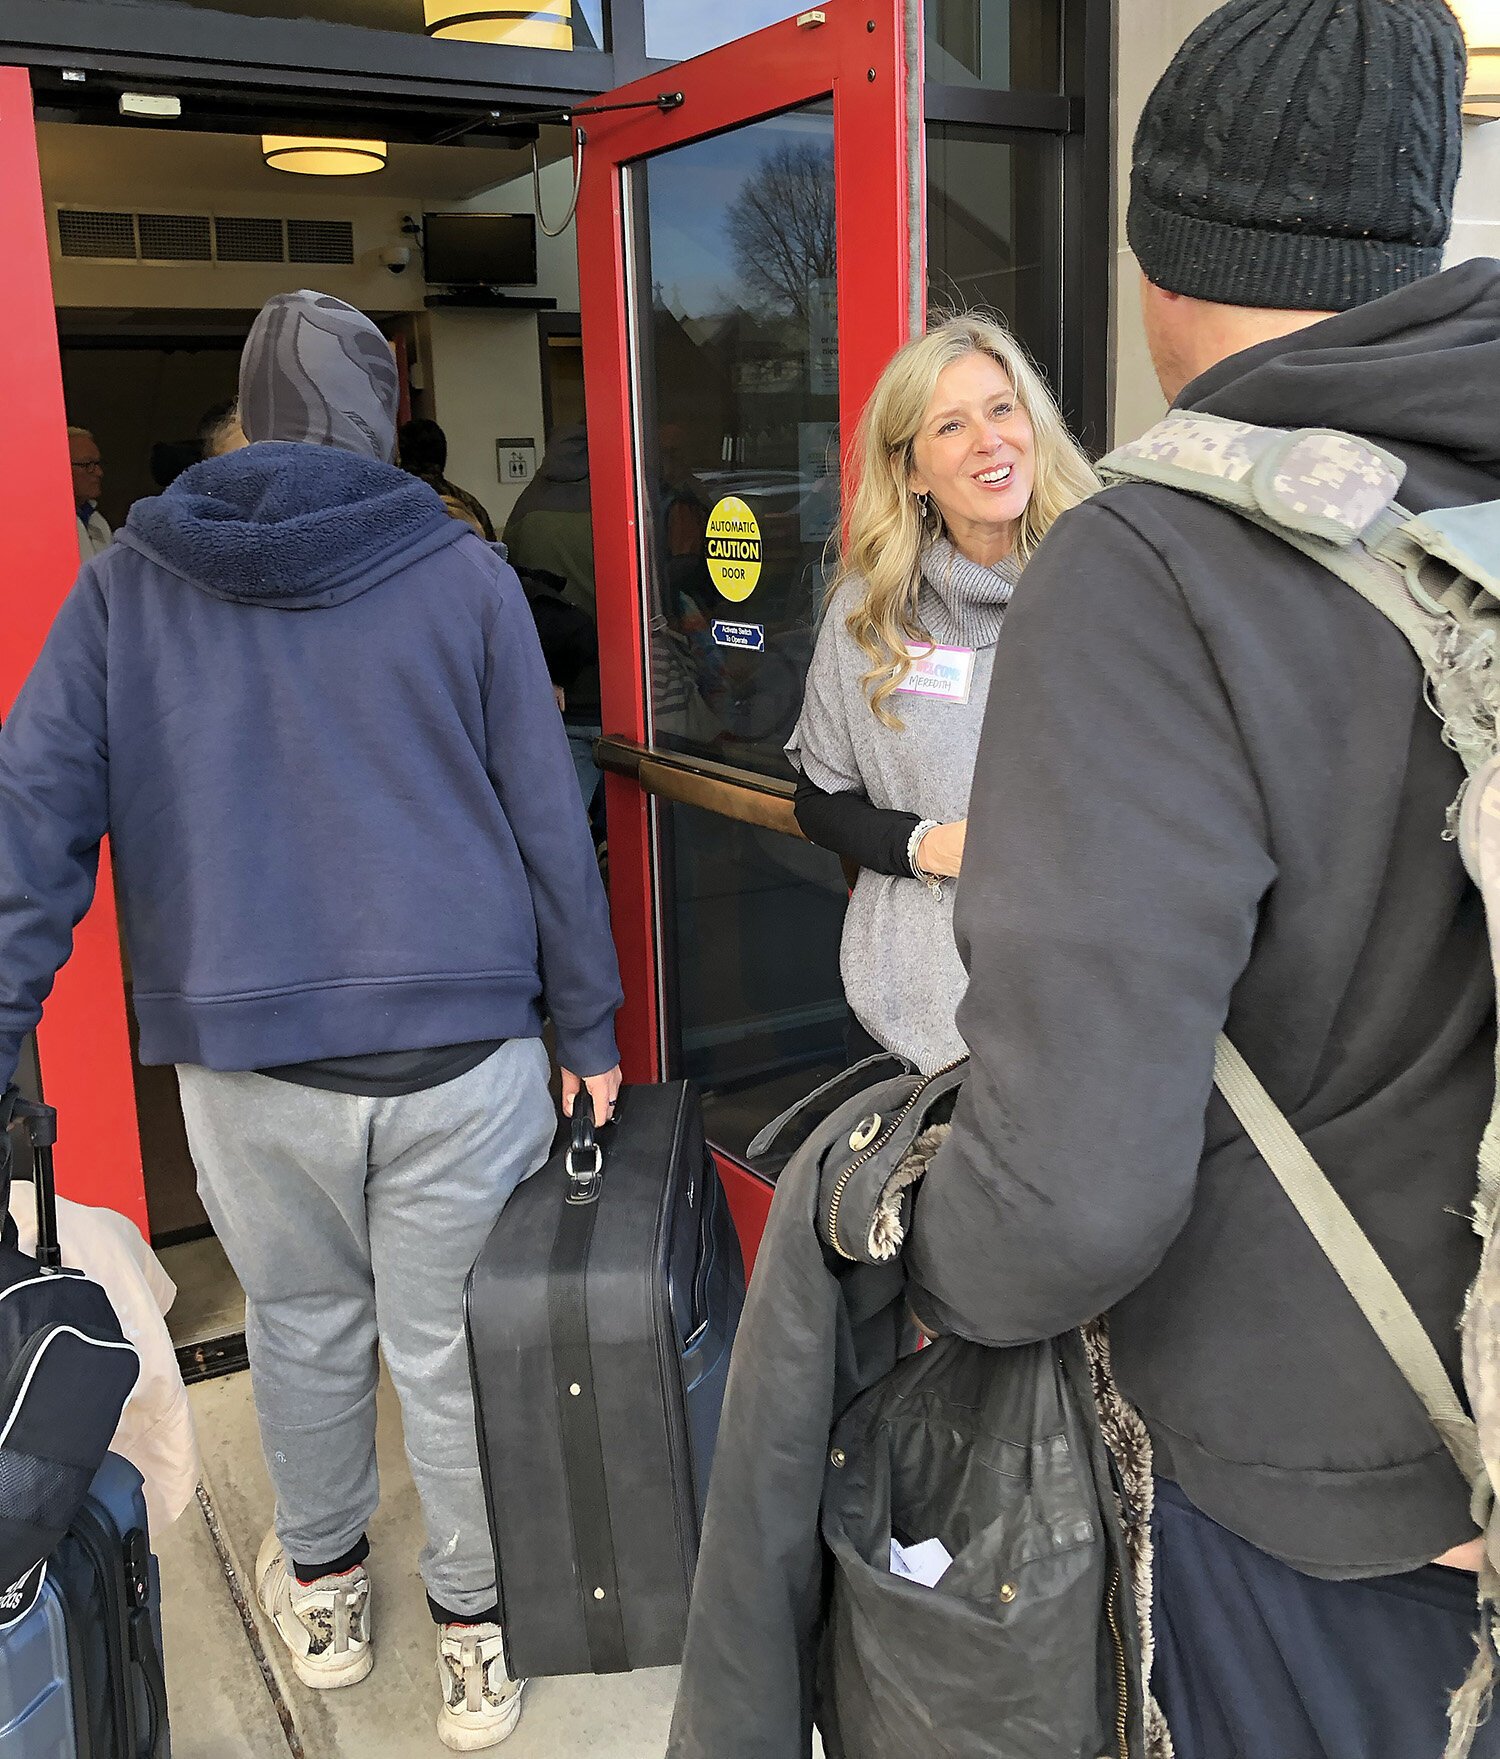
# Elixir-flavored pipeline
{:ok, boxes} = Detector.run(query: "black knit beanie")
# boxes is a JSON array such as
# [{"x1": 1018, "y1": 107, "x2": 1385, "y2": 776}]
[{"x1": 1128, "y1": 0, "x2": 1466, "y2": 311}]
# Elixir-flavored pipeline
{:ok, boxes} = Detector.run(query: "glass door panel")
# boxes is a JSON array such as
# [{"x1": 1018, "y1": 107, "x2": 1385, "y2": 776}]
[
  {"x1": 629, "y1": 106, "x2": 839, "y2": 779},
  {"x1": 927, "y1": 124, "x2": 1063, "y2": 391},
  {"x1": 659, "y1": 801, "x2": 848, "y2": 1156},
  {"x1": 575, "y1": 0, "x2": 919, "y2": 1128}
]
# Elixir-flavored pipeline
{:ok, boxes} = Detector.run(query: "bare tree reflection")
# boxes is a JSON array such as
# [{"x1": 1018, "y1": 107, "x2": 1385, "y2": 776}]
[{"x1": 726, "y1": 141, "x2": 836, "y2": 321}]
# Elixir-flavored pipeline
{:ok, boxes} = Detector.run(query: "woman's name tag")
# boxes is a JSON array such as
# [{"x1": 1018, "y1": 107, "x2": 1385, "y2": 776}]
[{"x1": 896, "y1": 643, "x2": 976, "y2": 704}]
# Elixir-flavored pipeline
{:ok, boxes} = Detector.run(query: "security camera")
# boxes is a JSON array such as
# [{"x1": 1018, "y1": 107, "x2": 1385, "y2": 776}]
[{"x1": 380, "y1": 245, "x2": 412, "y2": 275}]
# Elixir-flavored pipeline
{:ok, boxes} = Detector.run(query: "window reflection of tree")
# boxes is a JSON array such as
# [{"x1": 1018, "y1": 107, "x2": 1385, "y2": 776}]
[
  {"x1": 725, "y1": 141, "x2": 836, "y2": 324},
  {"x1": 648, "y1": 131, "x2": 839, "y2": 770}
]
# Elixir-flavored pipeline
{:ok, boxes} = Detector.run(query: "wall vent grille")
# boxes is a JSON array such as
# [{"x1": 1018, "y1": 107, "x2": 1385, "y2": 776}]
[
  {"x1": 287, "y1": 218, "x2": 355, "y2": 265},
  {"x1": 56, "y1": 209, "x2": 360, "y2": 267},
  {"x1": 138, "y1": 212, "x2": 213, "y2": 262},
  {"x1": 57, "y1": 210, "x2": 137, "y2": 260},
  {"x1": 214, "y1": 216, "x2": 285, "y2": 264}
]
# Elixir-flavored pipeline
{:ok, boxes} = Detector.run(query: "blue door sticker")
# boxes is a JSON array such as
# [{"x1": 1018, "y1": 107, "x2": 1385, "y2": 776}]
[{"x1": 711, "y1": 620, "x2": 765, "y2": 651}]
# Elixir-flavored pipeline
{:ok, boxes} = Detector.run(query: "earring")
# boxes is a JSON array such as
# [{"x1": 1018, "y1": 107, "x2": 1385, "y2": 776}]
[{"x1": 915, "y1": 491, "x2": 929, "y2": 520}]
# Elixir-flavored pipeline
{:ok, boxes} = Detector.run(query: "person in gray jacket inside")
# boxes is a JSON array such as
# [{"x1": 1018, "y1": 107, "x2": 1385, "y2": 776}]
[{"x1": 907, "y1": 1, "x2": 1500, "y2": 1754}]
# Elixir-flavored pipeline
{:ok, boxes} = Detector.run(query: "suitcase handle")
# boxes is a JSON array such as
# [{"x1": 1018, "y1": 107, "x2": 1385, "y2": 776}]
[
  {"x1": 0, "y1": 1085, "x2": 61, "y2": 1273},
  {"x1": 565, "y1": 1098, "x2": 604, "y2": 1205}
]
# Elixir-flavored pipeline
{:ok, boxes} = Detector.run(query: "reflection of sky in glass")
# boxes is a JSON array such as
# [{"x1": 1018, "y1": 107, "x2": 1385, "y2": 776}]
[
  {"x1": 575, "y1": 0, "x2": 605, "y2": 49},
  {"x1": 644, "y1": 0, "x2": 798, "y2": 63},
  {"x1": 644, "y1": 112, "x2": 831, "y2": 320}
]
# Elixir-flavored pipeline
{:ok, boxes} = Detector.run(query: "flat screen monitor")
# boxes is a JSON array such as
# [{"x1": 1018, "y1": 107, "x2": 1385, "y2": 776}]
[{"x1": 423, "y1": 213, "x2": 538, "y2": 287}]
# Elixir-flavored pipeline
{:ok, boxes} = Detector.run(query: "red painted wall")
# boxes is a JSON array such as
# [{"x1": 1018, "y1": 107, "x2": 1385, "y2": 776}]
[{"x1": 0, "y1": 68, "x2": 147, "y2": 1232}]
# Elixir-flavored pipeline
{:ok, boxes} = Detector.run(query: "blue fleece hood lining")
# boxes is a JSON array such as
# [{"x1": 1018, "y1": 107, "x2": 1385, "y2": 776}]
[{"x1": 123, "y1": 443, "x2": 463, "y2": 607}]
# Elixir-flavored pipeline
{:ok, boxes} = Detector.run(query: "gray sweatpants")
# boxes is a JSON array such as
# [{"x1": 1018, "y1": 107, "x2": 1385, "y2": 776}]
[{"x1": 177, "y1": 1040, "x2": 555, "y2": 1618}]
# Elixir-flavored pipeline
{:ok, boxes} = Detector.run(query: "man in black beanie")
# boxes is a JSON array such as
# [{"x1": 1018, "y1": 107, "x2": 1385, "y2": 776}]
[{"x1": 905, "y1": 1, "x2": 1500, "y2": 1753}]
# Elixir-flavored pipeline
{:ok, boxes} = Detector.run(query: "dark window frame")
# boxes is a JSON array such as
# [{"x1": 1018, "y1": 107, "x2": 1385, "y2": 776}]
[
  {"x1": 537, "y1": 309, "x2": 583, "y2": 439},
  {"x1": 924, "y1": 0, "x2": 1112, "y2": 456}
]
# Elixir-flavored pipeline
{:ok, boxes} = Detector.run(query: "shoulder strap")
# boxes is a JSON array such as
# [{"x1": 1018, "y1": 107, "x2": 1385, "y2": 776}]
[
  {"x1": 1101, "y1": 412, "x2": 1500, "y2": 779},
  {"x1": 1214, "y1": 1036, "x2": 1484, "y2": 1489}
]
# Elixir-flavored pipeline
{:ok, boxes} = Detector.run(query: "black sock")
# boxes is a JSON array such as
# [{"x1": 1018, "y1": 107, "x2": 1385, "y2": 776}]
[
  {"x1": 292, "y1": 1535, "x2": 370, "y2": 1585},
  {"x1": 429, "y1": 1593, "x2": 502, "y2": 1628}
]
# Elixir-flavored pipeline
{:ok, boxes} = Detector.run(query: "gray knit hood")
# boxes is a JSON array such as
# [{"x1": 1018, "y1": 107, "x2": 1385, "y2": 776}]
[{"x1": 238, "y1": 290, "x2": 400, "y2": 463}]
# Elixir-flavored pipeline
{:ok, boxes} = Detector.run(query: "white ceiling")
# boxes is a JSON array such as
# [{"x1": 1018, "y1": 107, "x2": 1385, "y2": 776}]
[{"x1": 37, "y1": 120, "x2": 548, "y2": 204}]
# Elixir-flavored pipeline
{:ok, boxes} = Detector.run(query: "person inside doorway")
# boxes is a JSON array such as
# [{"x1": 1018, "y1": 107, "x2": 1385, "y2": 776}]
[
  {"x1": 399, "y1": 415, "x2": 497, "y2": 541},
  {"x1": 69, "y1": 425, "x2": 110, "y2": 561},
  {"x1": 787, "y1": 314, "x2": 1097, "y2": 1072},
  {"x1": 199, "y1": 398, "x2": 247, "y2": 460},
  {"x1": 502, "y1": 422, "x2": 602, "y2": 819},
  {"x1": 0, "y1": 289, "x2": 622, "y2": 1752}
]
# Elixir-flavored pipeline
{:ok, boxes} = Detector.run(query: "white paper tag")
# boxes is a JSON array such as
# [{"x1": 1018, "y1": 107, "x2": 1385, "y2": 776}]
[
  {"x1": 895, "y1": 643, "x2": 975, "y2": 704},
  {"x1": 888, "y1": 1536, "x2": 954, "y2": 1587}
]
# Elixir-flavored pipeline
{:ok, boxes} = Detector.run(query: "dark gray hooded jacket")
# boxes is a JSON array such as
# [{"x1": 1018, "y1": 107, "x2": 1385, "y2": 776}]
[{"x1": 908, "y1": 258, "x2": 1500, "y2": 1577}]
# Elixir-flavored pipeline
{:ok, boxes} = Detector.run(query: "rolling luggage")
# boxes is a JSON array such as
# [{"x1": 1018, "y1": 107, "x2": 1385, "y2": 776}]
[
  {"x1": 0, "y1": 1452, "x2": 169, "y2": 1758},
  {"x1": 1, "y1": 1086, "x2": 141, "y2": 1602},
  {"x1": 465, "y1": 1081, "x2": 744, "y2": 1678}
]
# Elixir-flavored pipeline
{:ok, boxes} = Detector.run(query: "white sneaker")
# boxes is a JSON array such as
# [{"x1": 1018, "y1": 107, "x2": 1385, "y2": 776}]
[
  {"x1": 436, "y1": 1623, "x2": 525, "y2": 1751},
  {"x1": 254, "y1": 1532, "x2": 373, "y2": 1691}
]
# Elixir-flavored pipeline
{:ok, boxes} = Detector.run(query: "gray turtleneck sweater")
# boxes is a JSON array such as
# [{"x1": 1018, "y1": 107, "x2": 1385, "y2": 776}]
[{"x1": 787, "y1": 537, "x2": 1021, "y2": 1071}]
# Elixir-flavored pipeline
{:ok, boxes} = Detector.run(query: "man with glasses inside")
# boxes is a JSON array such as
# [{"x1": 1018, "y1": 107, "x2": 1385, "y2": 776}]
[{"x1": 69, "y1": 427, "x2": 110, "y2": 562}]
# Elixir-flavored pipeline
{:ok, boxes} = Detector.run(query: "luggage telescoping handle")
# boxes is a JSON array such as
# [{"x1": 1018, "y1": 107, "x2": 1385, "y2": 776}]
[
  {"x1": 0, "y1": 1085, "x2": 62, "y2": 1273},
  {"x1": 565, "y1": 1096, "x2": 605, "y2": 1206}
]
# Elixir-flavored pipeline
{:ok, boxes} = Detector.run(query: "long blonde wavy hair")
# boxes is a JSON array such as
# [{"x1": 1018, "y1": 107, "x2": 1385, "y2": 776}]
[{"x1": 833, "y1": 313, "x2": 1098, "y2": 726}]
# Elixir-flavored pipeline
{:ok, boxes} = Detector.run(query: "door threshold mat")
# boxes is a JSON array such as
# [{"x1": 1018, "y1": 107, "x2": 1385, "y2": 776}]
[{"x1": 177, "y1": 1330, "x2": 250, "y2": 1385}]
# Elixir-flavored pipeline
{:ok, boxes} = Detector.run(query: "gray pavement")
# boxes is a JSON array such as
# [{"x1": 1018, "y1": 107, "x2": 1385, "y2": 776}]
[{"x1": 159, "y1": 1370, "x2": 679, "y2": 1757}]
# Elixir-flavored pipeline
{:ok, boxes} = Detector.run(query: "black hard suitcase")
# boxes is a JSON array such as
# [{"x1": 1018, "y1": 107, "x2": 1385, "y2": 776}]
[{"x1": 464, "y1": 1081, "x2": 744, "y2": 1678}]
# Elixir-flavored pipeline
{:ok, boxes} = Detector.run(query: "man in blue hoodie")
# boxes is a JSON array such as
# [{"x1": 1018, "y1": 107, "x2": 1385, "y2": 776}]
[{"x1": 0, "y1": 290, "x2": 623, "y2": 1749}]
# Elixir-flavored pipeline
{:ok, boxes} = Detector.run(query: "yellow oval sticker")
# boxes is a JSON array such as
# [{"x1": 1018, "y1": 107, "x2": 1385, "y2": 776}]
[{"x1": 705, "y1": 496, "x2": 763, "y2": 603}]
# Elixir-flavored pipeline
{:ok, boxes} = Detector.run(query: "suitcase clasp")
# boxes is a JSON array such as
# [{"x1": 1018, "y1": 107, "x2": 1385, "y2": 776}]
[
  {"x1": 565, "y1": 1142, "x2": 604, "y2": 1204},
  {"x1": 566, "y1": 1103, "x2": 605, "y2": 1204}
]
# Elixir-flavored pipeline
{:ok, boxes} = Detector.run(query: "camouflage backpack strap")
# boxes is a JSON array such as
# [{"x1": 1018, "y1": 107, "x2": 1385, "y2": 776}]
[
  {"x1": 1101, "y1": 412, "x2": 1500, "y2": 776},
  {"x1": 1105, "y1": 413, "x2": 1500, "y2": 1220}
]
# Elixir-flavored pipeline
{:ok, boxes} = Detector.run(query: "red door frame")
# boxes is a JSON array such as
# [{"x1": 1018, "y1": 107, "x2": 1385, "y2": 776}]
[
  {"x1": 1, "y1": 7, "x2": 918, "y2": 1245},
  {"x1": 0, "y1": 68, "x2": 146, "y2": 1233},
  {"x1": 576, "y1": 0, "x2": 920, "y2": 1266}
]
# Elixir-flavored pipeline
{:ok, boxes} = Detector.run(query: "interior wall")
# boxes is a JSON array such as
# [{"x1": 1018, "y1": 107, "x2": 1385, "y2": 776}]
[
  {"x1": 421, "y1": 309, "x2": 548, "y2": 532},
  {"x1": 1111, "y1": 2, "x2": 1500, "y2": 445}
]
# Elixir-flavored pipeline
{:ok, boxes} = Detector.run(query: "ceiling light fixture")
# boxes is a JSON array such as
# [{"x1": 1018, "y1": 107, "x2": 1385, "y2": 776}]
[
  {"x1": 422, "y1": 1, "x2": 574, "y2": 52},
  {"x1": 261, "y1": 136, "x2": 388, "y2": 176},
  {"x1": 1454, "y1": 1, "x2": 1500, "y2": 120}
]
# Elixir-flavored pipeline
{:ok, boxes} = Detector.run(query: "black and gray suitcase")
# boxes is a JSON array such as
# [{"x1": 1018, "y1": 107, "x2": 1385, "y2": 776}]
[
  {"x1": 0, "y1": 1452, "x2": 169, "y2": 1758},
  {"x1": 464, "y1": 1080, "x2": 744, "y2": 1678}
]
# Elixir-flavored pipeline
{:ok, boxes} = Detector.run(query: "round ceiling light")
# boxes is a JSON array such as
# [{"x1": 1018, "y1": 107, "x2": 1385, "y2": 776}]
[
  {"x1": 261, "y1": 136, "x2": 389, "y2": 176},
  {"x1": 422, "y1": 1, "x2": 573, "y2": 51},
  {"x1": 1453, "y1": 1, "x2": 1500, "y2": 120}
]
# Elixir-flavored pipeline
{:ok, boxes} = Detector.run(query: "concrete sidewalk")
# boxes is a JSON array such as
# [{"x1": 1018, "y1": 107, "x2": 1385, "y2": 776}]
[{"x1": 158, "y1": 1369, "x2": 679, "y2": 1758}]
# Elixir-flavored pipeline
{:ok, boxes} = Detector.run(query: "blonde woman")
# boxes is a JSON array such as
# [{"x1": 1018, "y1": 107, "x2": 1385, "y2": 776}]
[{"x1": 788, "y1": 314, "x2": 1097, "y2": 1072}]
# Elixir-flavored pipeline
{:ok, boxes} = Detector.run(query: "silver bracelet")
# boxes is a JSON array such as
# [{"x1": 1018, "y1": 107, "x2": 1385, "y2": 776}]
[{"x1": 907, "y1": 819, "x2": 944, "y2": 895}]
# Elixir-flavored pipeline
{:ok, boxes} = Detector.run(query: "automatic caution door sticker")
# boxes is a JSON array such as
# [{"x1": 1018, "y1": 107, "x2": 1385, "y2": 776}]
[{"x1": 705, "y1": 497, "x2": 762, "y2": 602}]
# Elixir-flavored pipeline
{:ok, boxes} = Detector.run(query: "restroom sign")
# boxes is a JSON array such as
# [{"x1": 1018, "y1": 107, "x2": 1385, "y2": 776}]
[{"x1": 705, "y1": 497, "x2": 762, "y2": 602}]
